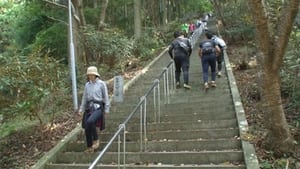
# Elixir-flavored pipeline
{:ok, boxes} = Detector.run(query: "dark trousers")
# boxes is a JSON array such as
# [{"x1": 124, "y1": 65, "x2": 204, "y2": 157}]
[
  {"x1": 174, "y1": 54, "x2": 190, "y2": 84},
  {"x1": 217, "y1": 50, "x2": 224, "y2": 71},
  {"x1": 85, "y1": 108, "x2": 103, "y2": 147},
  {"x1": 201, "y1": 54, "x2": 216, "y2": 83}
]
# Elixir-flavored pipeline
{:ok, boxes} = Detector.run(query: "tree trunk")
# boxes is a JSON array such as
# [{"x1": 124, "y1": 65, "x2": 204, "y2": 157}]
[
  {"x1": 72, "y1": 0, "x2": 91, "y2": 65},
  {"x1": 263, "y1": 67, "x2": 294, "y2": 153},
  {"x1": 73, "y1": 0, "x2": 86, "y2": 26},
  {"x1": 124, "y1": 0, "x2": 128, "y2": 18},
  {"x1": 134, "y1": 0, "x2": 141, "y2": 39},
  {"x1": 248, "y1": 0, "x2": 299, "y2": 154},
  {"x1": 162, "y1": 0, "x2": 168, "y2": 26},
  {"x1": 98, "y1": 0, "x2": 108, "y2": 31},
  {"x1": 212, "y1": 0, "x2": 226, "y2": 27},
  {"x1": 93, "y1": 0, "x2": 98, "y2": 8}
]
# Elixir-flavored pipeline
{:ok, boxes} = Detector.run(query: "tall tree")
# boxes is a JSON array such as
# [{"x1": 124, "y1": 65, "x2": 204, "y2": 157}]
[
  {"x1": 161, "y1": 0, "x2": 168, "y2": 26},
  {"x1": 248, "y1": 0, "x2": 300, "y2": 154},
  {"x1": 211, "y1": 0, "x2": 226, "y2": 26},
  {"x1": 134, "y1": 0, "x2": 141, "y2": 39},
  {"x1": 98, "y1": 0, "x2": 108, "y2": 31},
  {"x1": 73, "y1": 0, "x2": 86, "y2": 26}
]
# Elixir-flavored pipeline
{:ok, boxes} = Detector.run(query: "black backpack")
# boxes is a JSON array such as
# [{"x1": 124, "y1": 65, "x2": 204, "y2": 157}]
[
  {"x1": 201, "y1": 40, "x2": 215, "y2": 55},
  {"x1": 176, "y1": 38, "x2": 190, "y2": 54}
]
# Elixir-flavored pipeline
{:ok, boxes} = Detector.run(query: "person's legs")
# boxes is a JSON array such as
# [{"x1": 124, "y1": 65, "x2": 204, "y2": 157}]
[
  {"x1": 181, "y1": 56, "x2": 191, "y2": 89},
  {"x1": 201, "y1": 56, "x2": 209, "y2": 84},
  {"x1": 174, "y1": 57, "x2": 182, "y2": 84},
  {"x1": 182, "y1": 56, "x2": 190, "y2": 85},
  {"x1": 85, "y1": 108, "x2": 103, "y2": 148},
  {"x1": 217, "y1": 50, "x2": 224, "y2": 77},
  {"x1": 209, "y1": 55, "x2": 217, "y2": 83}
]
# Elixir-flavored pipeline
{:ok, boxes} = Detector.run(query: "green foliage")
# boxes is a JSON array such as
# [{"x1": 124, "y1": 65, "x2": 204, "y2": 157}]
[
  {"x1": 84, "y1": 7, "x2": 101, "y2": 26},
  {"x1": 13, "y1": 2, "x2": 53, "y2": 49},
  {"x1": 81, "y1": 25, "x2": 134, "y2": 71},
  {"x1": 0, "y1": 115, "x2": 36, "y2": 138},
  {"x1": 0, "y1": 1, "x2": 22, "y2": 54},
  {"x1": 30, "y1": 23, "x2": 68, "y2": 63},
  {"x1": 133, "y1": 29, "x2": 164, "y2": 59},
  {"x1": 181, "y1": 0, "x2": 212, "y2": 14},
  {"x1": 0, "y1": 51, "x2": 70, "y2": 124},
  {"x1": 218, "y1": 0, "x2": 255, "y2": 42},
  {"x1": 260, "y1": 161, "x2": 273, "y2": 169},
  {"x1": 1, "y1": 0, "x2": 68, "y2": 62},
  {"x1": 281, "y1": 28, "x2": 300, "y2": 110},
  {"x1": 260, "y1": 158, "x2": 296, "y2": 169}
]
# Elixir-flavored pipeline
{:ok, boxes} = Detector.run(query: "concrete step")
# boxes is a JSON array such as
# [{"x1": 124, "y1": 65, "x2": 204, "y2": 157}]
[
  {"x1": 109, "y1": 101, "x2": 234, "y2": 115},
  {"x1": 107, "y1": 111, "x2": 236, "y2": 123},
  {"x1": 103, "y1": 119, "x2": 238, "y2": 132},
  {"x1": 55, "y1": 151, "x2": 244, "y2": 165},
  {"x1": 123, "y1": 87, "x2": 232, "y2": 98},
  {"x1": 118, "y1": 92, "x2": 233, "y2": 106},
  {"x1": 78, "y1": 128, "x2": 239, "y2": 142},
  {"x1": 46, "y1": 163, "x2": 246, "y2": 169},
  {"x1": 66, "y1": 139, "x2": 241, "y2": 152},
  {"x1": 109, "y1": 106, "x2": 236, "y2": 119}
]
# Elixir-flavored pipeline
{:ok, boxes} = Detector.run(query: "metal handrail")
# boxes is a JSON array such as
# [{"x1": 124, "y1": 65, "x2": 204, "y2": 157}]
[{"x1": 88, "y1": 25, "x2": 204, "y2": 169}]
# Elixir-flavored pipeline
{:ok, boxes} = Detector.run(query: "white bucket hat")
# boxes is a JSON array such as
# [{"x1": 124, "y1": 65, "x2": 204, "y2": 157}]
[{"x1": 86, "y1": 66, "x2": 100, "y2": 77}]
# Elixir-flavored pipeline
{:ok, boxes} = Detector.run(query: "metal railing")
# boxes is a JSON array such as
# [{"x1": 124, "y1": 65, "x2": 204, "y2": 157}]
[
  {"x1": 189, "y1": 24, "x2": 205, "y2": 48},
  {"x1": 88, "y1": 60, "x2": 175, "y2": 169},
  {"x1": 88, "y1": 25, "x2": 204, "y2": 169}
]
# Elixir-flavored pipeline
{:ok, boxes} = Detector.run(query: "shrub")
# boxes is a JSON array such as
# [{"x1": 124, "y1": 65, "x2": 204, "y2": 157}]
[{"x1": 0, "y1": 50, "x2": 70, "y2": 124}]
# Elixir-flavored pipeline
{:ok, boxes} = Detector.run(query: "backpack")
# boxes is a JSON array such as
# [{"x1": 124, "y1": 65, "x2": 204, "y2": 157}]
[
  {"x1": 212, "y1": 36, "x2": 226, "y2": 49},
  {"x1": 176, "y1": 38, "x2": 190, "y2": 54},
  {"x1": 201, "y1": 40, "x2": 215, "y2": 55}
]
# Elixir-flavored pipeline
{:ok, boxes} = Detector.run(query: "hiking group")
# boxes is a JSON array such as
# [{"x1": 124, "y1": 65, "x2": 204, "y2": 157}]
[{"x1": 168, "y1": 25, "x2": 226, "y2": 90}]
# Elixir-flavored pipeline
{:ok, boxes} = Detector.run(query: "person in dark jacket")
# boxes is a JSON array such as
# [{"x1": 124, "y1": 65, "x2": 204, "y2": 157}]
[
  {"x1": 198, "y1": 31, "x2": 221, "y2": 89},
  {"x1": 77, "y1": 66, "x2": 110, "y2": 153},
  {"x1": 168, "y1": 31, "x2": 192, "y2": 89}
]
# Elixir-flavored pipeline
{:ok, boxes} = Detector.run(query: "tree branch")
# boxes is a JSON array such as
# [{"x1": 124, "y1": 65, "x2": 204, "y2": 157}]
[
  {"x1": 248, "y1": 0, "x2": 272, "y2": 59},
  {"x1": 45, "y1": 15, "x2": 68, "y2": 25},
  {"x1": 42, "y1": 0, "x2": 67, "y2": 9},
  {"x1": 273, "y1": 0, "x2": 300, "y2": 71}
]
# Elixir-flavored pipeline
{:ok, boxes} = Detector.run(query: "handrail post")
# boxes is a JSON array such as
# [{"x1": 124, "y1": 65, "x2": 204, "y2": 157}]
[
  {"x1": 165, "y1": 67, "x2": 170, "y2": 104},
  {"x1": 122, "y1": 124, "x2": 126, "y2": 169},
  {"x1": 143, "y1": 96, "x2": 147, "y2": 151},
  {"x1": 139, "y1": 97, "x2": 144, "y2": 152},
  {"x1": 157, "y1": 79, "x2": 161, "y2": 123},
  {"x1": 118, "y1": 123, "x2": 126, "y2": 169},
  {"x1": 153, "y1": 80, "x2": 157, "y2": 123},
  {"x1": 171, "y1": 61, "x2": 175, "y2": 92},
  {"x1": 118, "y1": 134, "x2": 120, "y2": 169},
  {"x1": 154, "y1": 79, "x2": 160, "y2": 123},
  {"x1": 163, "y1": 71, "x2": 167, "y2": 104}
]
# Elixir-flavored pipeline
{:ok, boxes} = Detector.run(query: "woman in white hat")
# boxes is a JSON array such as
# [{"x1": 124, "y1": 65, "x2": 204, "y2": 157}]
[{"x1": 77, "y1": 66, "x2": 110, "y2": 153}]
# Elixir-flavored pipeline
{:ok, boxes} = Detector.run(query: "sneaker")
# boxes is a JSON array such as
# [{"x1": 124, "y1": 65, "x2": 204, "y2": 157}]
[
  {"x1": 204, "y1": 82, "x2": 209, "y2": 89},
  {"x1": 85, "y1": 147, "x2": 94, "y2": 153},
  {"x1": 176, "y1": 82, "x2": 180, "y2": 88},
  {"x1": 211, "y1": 81, "x2": 217, "y2": 87},
  {"x1": 183, "y1": 83, "x2": 191, "y2": 89},
  {"x1": 217, "y1": 71, "x2": 222, "y2": 77},
  {"x1": 92, "y1": 140, "x2": 100, "y2": 149}
]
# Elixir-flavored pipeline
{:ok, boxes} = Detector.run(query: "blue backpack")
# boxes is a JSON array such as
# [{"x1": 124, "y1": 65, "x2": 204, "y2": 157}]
[{"x1": 201, "y1": 40, "x2": 215, "y2": 55}]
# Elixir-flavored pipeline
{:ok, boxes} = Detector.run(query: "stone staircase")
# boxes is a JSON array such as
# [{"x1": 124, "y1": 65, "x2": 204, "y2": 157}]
[{"x1": 33, "y1": 21, "x2": 259, "y2": 169}]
